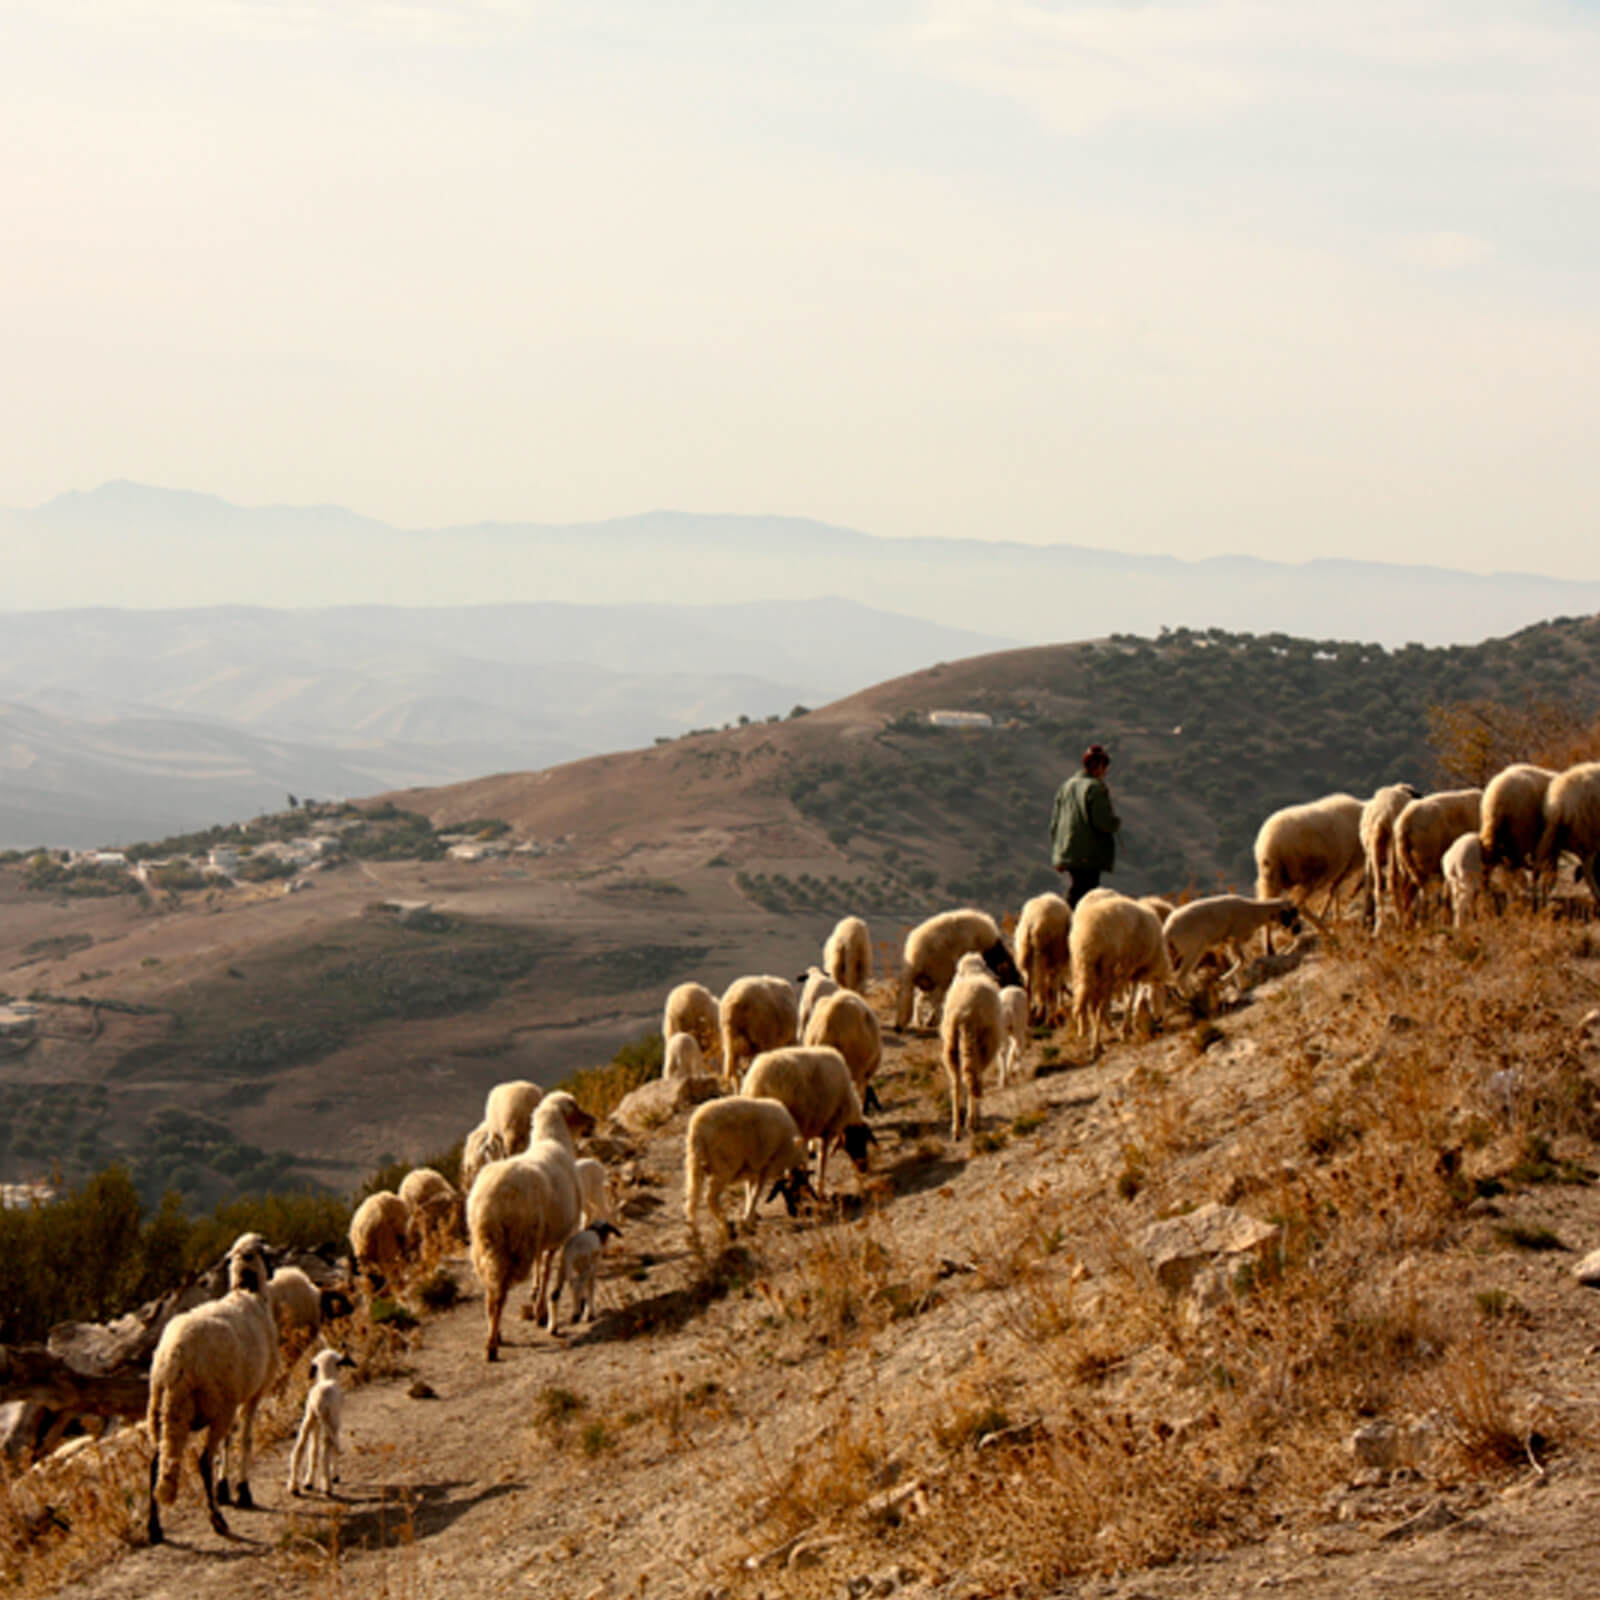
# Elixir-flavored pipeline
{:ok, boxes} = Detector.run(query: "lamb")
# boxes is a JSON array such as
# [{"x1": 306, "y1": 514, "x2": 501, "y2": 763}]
[
  {"x1": 573, "y1": 1156, "x2": 614, "y2": 1228},
  {"x1": 484, "y1": 1079, "x2": 543, "y2": 1156},
  {"x1": 718, "y1": 975, "x2": 800, "y2": 1088},
  {"x1": 740, "y1": 1046, "x2": 873, "y2": 1198},
  {"x1": 399, "y1": 1166, "x2": 460, "y2": 1244},
  {"x1": 460, "y1": 1123, "x2": 508, "y2": 1196},
  {"x1": 1535, "y1": 761, "x2": 1600, "y2": 905},
  {"x1": 796, "y1": 966, "x2": 840, "y2": 1036},
  {"x1": 998, "y1": 984, "x2": 1030, "y2": 1086},
  {"x1": 286, "y1": 1348, "x2": 351, "y2": 1498},
  {"x1": 145, "y1": 1235, "x2": 278, "y2": 1543},
  {"x1": 1479, "y1": 763, "x2": 1557, "y2": 908},
  {"x1": 1442, "y1": 832, "x2": 1485, "y2": 928},
  {"x1": 1069, "y1": 892, "x2": 1172, "y2": 1059},
  {"x1": 684, "y1": 1094, "x2": 812, "y2": 1239},
  {"x1": 1359, "y1": 783, "x2": 1422, "y2": 930},
  {"x1": 823, "y1": 915, "x2": 872, "y2": 993},
  {"x1": 467, "y1": 1091, "x2": 595, "y2": 1359},
  {"x1": 802, "y1": 989, "x2": 883, "y2": 1106},
  {"x1": 663, "y1": 981, "x2": 721, "y2": 1070},
  {"x1": 1393, "y1": 788, "x2": 1483, "y2": 924},
  {"x1": 553, "y1": 1220, "x2": 621, "y2": 1323},
  {"x1": 663, "y1": 1030, "x2": 706, "y2": 1081},
  {"x1": 939, "y1": 952, "x2": 1004, "y2": 1138},
  {"x1": 1162, "y1": 895, "x2": 1301, "y2": 993},
  {"x1": 1014, "y1": 892, "x2": 1072, "y2": 1025},
  {"x1": 894, "y1": 908, "x2": 1022, "y2": 1031},
  {"x1": 1254, "y1": 793, "x2": 1366, "y2": 934},
  {"x1": 349, "y1": 1190, "x2": 413, "y2": 1288}
]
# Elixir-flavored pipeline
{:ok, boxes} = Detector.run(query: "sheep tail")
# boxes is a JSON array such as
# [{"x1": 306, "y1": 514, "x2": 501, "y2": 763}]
[
  {"x1": 684, "y1": 1139, "x2": 704, "y2": 1224},
  {"x1": 150, "y1": 1376, "x2": 190, "y2": 1505}
]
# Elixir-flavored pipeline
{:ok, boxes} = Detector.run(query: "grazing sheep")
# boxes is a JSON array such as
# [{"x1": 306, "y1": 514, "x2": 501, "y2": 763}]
[
  {"x1": 399, "y1": 1167, "x2": 460, "y2": 1244},
  {"x1": 1536, "y1": 761, "x2": 1600, "y2": 905},
  {"x1": 1015, "y1": 892, "x2": 1072, "y2": 1025},
  {"x1": 802, "y1": 989, "x2": 883, "y2": 1105},
  {"x1": 484, "y1": 1079, "x2": 543, "y2": 1156},
  {"x1": 1480, "y1": 764, "x2": 1557, "y2": 908},
  {"x1": 1359, "y1": 783, "x2": 1422, "y2": 930},
  {"x1": 553, "y1": 1220, "x2": 621, "y2": 1323},
  {"x1": 266, "y1": 1267, "x2": 327, "y2": 1348},
  {"x1": 1162, "y1": 895, "x2": 1301, "y2": 993},
  {"x1": 998, "y1": 984, "x2": 1030, "y2": 1086},
  {"x1": 467, "y1": 1091, "x2": 595, "y2": 1359},
  {"x1": 1254, "y1": 794, "x2": 1366, "y2": 933},
  {"x1": 145, "y1": 1236, "x2": 278, "y2": 1543},
  {"x1": 1393, "y1": 788, "x2": 1483, "y2": 924},
  {"x1": 740, "y1": 1046, "x2": 873, "y2": 1199},
  {"x1": 663, "y1": 981, "x2": 721, "y2": 1070},
  {"x1": 796, "y1": 966, "x2": 840, "y2": 1036},
  {"x1": 349, "y1": 1191, "x2": 413, "y2": 1288},
  {"x1": 823, "y1": 915, "x2": 872, "y2": 993},
  {"x1": 286, "y1": 1348, "x2": 351, "y2": 1498},
  {"x1": 895, "y1": 908, "x2": 1022, "y2": 1031},
  {"x1": 460, "y1": 1123, "x2": 508, "y2": 1197},
  {"x1": 1442, "y1": 832, "x2": 1485, "y2": 928},
  {"x1": 719, "y1": 975, "x2": 800, "y2": 1088},
  {"x1": 1070, "y1": 893, "x2": 1172, "y2": 1059},
  {"x1": 663, "y1": 1030, "x2": 706, "y2": 1081},
  {"x1": 1139, "y1": 895, "x2": 1176, "y2": 923},
  {"x1": 573, "y1": 1156, "x2": 614, "y2": 1229},
  {"x1": 684, "y1": 1095, "x2": 812, "y2": 1239},
  {"x1": 940, "y1": 952, "x2": 1004, "y2": 1139}
]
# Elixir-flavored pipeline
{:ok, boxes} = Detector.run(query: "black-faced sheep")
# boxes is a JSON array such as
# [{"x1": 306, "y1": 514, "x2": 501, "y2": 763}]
[
  {"x1": 940, "y1": 952, "x2": 1004, "y2": 1138},
  {"x1": 740, "y1": 1045, "x2": 873, "y2": 1199},
  {"x1": 349, "y1": 1191, "x2": 413, "y2": 1289},
  {"x1": 1535, "y1": 761, "x2": 1600, "y2": 906},
  {"x1": 894, "y1": 908, "x2": 1021, "y2": 1031},
  {"x1": 1069, "y1": 892, "x2": 1172, "y2": 1059},
  {"x1": 399, "y1": 1166, "x2": 461, "y2": 1246},
  {"x1": 683, "y1": 1095, "x2": 812, "y2": 1240},
  {"x1": 1393, "y1": 788, "x2": 1483, "y2": 924},
  {"x1": 1015, "y1": 892, "x2": 1072, "y2": 1025},
  {"x1": 1254, "y1": 794, "x2": 1366, "y2": 933},
  {"x1": 823, "y1": 915, "x2": 872, "y2": 993},
  {"x1": 553, "y1": 1220, "x2": 621, "y2": 1323},
  {"x1": 719, "y1": 975, "x2": 800, "y2": 1089}
]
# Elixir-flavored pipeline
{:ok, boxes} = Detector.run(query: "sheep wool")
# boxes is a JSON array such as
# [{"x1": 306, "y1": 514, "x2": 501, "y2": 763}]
[
  {"x1": 483, "y1": 1079, "x2": 543, "y2": 1156},
  {"x1": 1359, "y1": 784, "x2": 1421, "y2": 930},
  {"x1": 939, "y1": 954, "x2": 1004, "y2": 1138},
  {"x1": 286, "y1": 1348, "x2": 347, "y2": 1497},
  {"x1": 802, "y1": 989, "x2": 883, "y2": 1102},
  {"x1": 740, "y1": 1045, "x2": 869, "y2": 1199},
  {"x1": 895, "y1": 908, "x2": 1010, "y2": 1031},
  {"x1": 684, "y1": 1094, "x2": 809, "y2": 1239},
  {"x1": 1536, "y1": 761, "x2": 1600, "y2": 905},
  {"x1": 823, "y1": 915, "x2": 872, "y2": 994},
  {"x1": 1254, "y1": 794, "x2": 1366, "y2": 929},
  {"x1": 1014, "y1": 892, "x2": 1072, "y2": 1026},
  {"x1": 662, "y1": 982, "x2": 722, "y2": 1070},
  {"x1": 1393, "y1": 789, "x2": 1483, "y2": 924},
  {"x1": 718, "y1": 975, "x2": 800, "y2": 1089},
  {"x1": 1069, "y1": 893, "x2": 1172, "y2": 1059}
]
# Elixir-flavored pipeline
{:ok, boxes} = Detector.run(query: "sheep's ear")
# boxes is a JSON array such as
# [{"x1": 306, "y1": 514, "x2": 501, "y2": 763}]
[{"x1": 338, "y1": 1351, "x2": 357, "y2": 1368}]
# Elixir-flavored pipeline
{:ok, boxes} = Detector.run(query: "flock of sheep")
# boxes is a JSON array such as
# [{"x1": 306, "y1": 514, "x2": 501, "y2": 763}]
[{"x1": 137, "y1": 755, "x2": 1600, "y2": 1542}]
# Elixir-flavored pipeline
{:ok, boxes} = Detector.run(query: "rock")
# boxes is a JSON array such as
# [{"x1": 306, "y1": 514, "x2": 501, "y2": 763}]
[
  {"x1": 407, "y1": 1379, "x2": 437, "y2": 1400},
  {"x1": 1139, "y1": 1203, "x2": 1281, "y2": 1296},
  {"x1": 788, "y1": 1536, "x2": 839, "y2": 1570},
  {"x1": 1380, "y1": 1499, "x2": 1459, "y2": 1540},
  {"x1": 976, "y1": 1417, "x2": 1044, "y2": 1451},
  {"x1": 1571, "y1": 1248, "x2": 1600, "y2": 1287},
  {"x1": 610, "y1": 1074, "x2": 719, "y2": 1135},
  {"x1": 1349, "y1": 1419, "x2": 1435, "y2": 1472}
]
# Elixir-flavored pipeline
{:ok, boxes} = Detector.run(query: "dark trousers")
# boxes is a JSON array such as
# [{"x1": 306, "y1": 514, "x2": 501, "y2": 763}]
[{"x1": 1061, "y1": 864, "x2": 1101, "y2": 908}]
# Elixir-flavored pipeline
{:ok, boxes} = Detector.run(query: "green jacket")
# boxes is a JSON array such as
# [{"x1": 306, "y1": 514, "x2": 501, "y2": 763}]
[{"x1": 1050, "y1": 772, "x2": 1120, "y2": 872}]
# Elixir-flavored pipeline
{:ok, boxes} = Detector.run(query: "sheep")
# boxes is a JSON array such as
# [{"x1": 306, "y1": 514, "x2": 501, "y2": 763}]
[
  {"x1": 663, "y1": 981, "x2": 721, "y2": 1070},
  {"x1": 894, "y1": 908, "x2": 1022, "y2": 1031},
  {"x1": 573, "y1": 1156, "x2": 614, "y2": 1228},
  {"x1": 740, "y1": 1046, "x2": 873, "y2": 1198},
  {"x1": 663, "y1": 1030, "x2": 706, "y2": 1081},
  {"x1": 802, "y1": 989, "x2": 883, "y2": 1106},
  {"x1": 1254, "y1": 794, "x2": 1366, "y2": 934},
  {"x1": 1393, "y1": 788, "x2": 1483, "y2": 924},
  {"x1": 1536, "y1": 761, "x2": 1600, "y2": 906},
  {"x1": 998, "y1": 984, "x2": 1030, "y2": 1086},
  {"x1": 1359, "y1": 783, "x2": 1422, "y2": 930},
  {"x1": 719, "y1": 974, "x2": 800, "y2": 1088},
  {"x1": 553, "y1": 1220, "x2": 621, "y2": 1323},
  {"x1": 1479, "y1": 763, "x2": 1557, "y2": 909},
  {"x1": 349, "y1": 1191, "x2": 413, "y2": 1288},
  {"x1": 286, "y1": 1348, "x2": 352, "y2": 1498},
  {"x1": 399, "y1": 1166, "x2": 460, "y2": 1244},
  {"x1": 266, "y1": 1267, "x2": 330, "y2": 1350},
  {"x1": 1139, "y1": 895, "x2": 1176, "y2": 923},
  {"x1": 823, "y1": 915, "x2": 872, "y2": 993},
  {"x1": 1015, "y1": 892, "x2": 1072, "y2": 1025},
  {"x1": 1069, "y1": 893, "x2": 1172, "y2": 1059},
  {"x1": 145, "y1": 1236, "x2": 278, "y2": 1543},
  {"x1": 796, "y1": 966, "x2": 840, "y2": 1036},
  {"x1": 460, "y1": 1122, "x2": 508, "y2": 1196},
  {"x1": 484, "y1": 1079, "x2": 543, "y2": 1156},
  {"x1": 684, "y1": 1095, "x2": 813, "y2": 1240},
  {"x1": 467, "y1": 1091, "x2": 595, "y2": 1359},
  {"x1": 1442, "y1": 832, "x2": 1485, "y2": 928},
  {"x1": 940, "y1": 952, "x2": 1004, "y2": 1138},
  {"x1": 1162, "y1": 895, "x2": 1301, "y2": 994}
]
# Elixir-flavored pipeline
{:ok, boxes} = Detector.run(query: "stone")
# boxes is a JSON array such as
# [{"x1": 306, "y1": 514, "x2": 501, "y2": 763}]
[
  {"x1": 610, "y1": 1074, "x2": 718, "y2": 1135},
  {"x1": 1381, "y1": 1499, "x2": 1460, "y2": 1540},
  {"x1": 1349, "y1": 1418, "x2": 1435, "y2": 1472},
  {"x1": 1139, "y1": 1203, "x2": 1281, "y2": 1296},
  {"x1": 1570, "y1": 1248, "x2": 1600, "y2": 1287},
  {"x1": 788, "y1": 1536, "x2": 839, "y2": 1570}
]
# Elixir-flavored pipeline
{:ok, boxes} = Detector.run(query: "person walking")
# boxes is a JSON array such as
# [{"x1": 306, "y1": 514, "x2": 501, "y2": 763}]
[{"x1": 1050, "y1": 743, "x2": 1120, "y2": 908}]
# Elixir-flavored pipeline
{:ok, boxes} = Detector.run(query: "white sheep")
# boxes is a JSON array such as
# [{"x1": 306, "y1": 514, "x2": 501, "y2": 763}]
[
  {"x1": 573, "y1": 1156, "x2": 614, "y2": 1228},
  {"x1": 663, "y1": 1030, "x2": 706, "y2": 1081},
  {"x1": 663, "y1": 981, "x2": 722, "y2": 1070},
  {"x1": 1162, "y1": 895, "x2": 1301, "y2": 994},
  {"x1": 683, "y1": 1095, "x2": 811, "y2": 1240},
  {"x1": 802, "y1": 989, "x2": 883, "y2": 1107},
  {"x1": 467, "y1": 1091, "x2": 595, "y2": 1359},
  {"x1": 1393, "y1": 788, "x2": 1483, "y2": 924},
  {"x1": 1359, "y1": 783, "x2": 1422, "y2": 930},
  {"x1": 349, "y1": 1191, "x2": 413, "y2": 1288},
  {"x1": 823, "y1": 915, "x2": 872, "y2": 993},
  {"x1": 1479, "y1": 763, "x2": 1556, "y2": 908},
  {"x1": 1254, "y1": 794, "x2": 1366, "y2": 934},
  {"x1": 1535, "y1": 761, "x2": 1600, "y2": 906},
  {"x1": 553, "y1": 1220, "x2": 621, "y2": 1323},
  {"x1": 1015, "y1": 892, "x2": 1072, "y2": 1026},
  {"x1": 718, "y1": 974, "x2": 800, "y2": 1089},
  {"x1": 1069, "y1": 892, "x2": 1172, "y2": 1059},
  {"x1": 998, "y1": 984, "x2": 1030, "y2": 1086},
  {"x1": 894, "y1": 908, "x2": 1021, "y2": 1031},
  {"x1": 266, "y1": 1266, "x2": 325, "y2": 1348},
  {"x1": 796, "y1": 966, "x2": 840, "y2": 1037},
  {"x1": 399, "y1": 1166, "x2": 460, "y2": 1244},
  {"x1": 940, "y1": 952, "x2": 1004, "y2": 1138},
  {"x1": 460, "y1": 1122, "x2": 508, "y2": 1196},
  {"x1": 484, "y1": 1079, "x2": 543, "y2": 1156},
  {"x1": 145, "y1": 1236, "x2": 278, "y2": 1543},
  {"x1": 1442, "y1": 832, "x2": 1485, "y2": 928},
  {"x1": 1139, "y1": 895, "x2": 1176, "y2": 923},
  {"x1": 286, "y1": 1348, "x2": 350, "y2": 1498},
  {"x1": 740, "y1": 1045, "x2": 873, "y2": 1199}
]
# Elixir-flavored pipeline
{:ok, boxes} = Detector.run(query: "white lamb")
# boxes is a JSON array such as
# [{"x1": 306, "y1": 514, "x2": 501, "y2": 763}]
[
  {"x1": 145, "y1": 1235, "x2": 278, "y2": 1543},
  {"x1": 1535, "y1": 761, "x2": 1600, "y2": 906},
  {"x1": 796, "y1": 966, "x2": 840, "y2": 1036},
  {"x1": 663, "y1": 981, "x2": 722, "y2": 1070},
  {"x1": 802, "y1": 989, "x2": 883, "y2": 1107},
  {"x1": 718, "y1": 974, "x2": 800, "y2": 1089},
  {"x1": 683, "y1": 1095, "x2": 811, "y2": 1240},
  {"x1": 349, "y1": 1190, "x2": 413, "y2": 1288},
  {"x1": 553, "y1": 1220, "x2": 621, "y2": 1323},
  {"x1": 286, "y1": 1348, "x2": 350, "y2": 1498},
  {"x1": 484, "y1": 1079, "x2": 543, "y2": 1156},
  {"x1": 940, "y1": 952, "x2": 1004, "y2": 1138},
  {"x1": 663, "y1": 1030, "x2": 706, "y2": 1081},
  {"x1": 1479, "y1": 763, "x2": 1556, "y2": 908},
  {"x1": 894, "y1": 908, "x2": 1021, "y2": 1031},
  {"x1": 740, "y1": 1045, "x2": 873, "y2": 1199},
  {"x1": 573, "y1": 1156, "x2": 614, "y2": 1228},
  {"x1": 1015, "y1": 892, "x2": 1072, "y2": 1026},
  {"x1": 823, "y1": 915, "x2": 872, "y2": 993},
  {"x1": 1442, "y1": 832, "x2": 1485, "y2": 928},
  {"x1": 1393, "y1": 788, "x2": 1483, "y2": 925},
  {"x1": 1162, "y1": 895, "x2": 1301, "y2": 994},
  {"x1": 998, "y1": 984, "x2": 1030, "y2": 1086},
  {"x1": 1254, "y1": 793, "x2": 1366, "y2": 935},
  {"x1": 1069, "y1": 892, "x2": 1172, "y2": 1059},
  {"x1": 460, "y1": 1122, "x2": 508, "y2": 1196}
]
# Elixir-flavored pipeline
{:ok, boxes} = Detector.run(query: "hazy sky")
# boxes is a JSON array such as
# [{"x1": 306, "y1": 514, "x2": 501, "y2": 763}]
[{"x1": 5, "y1": 2, "x2": 1600, "y2": 576}]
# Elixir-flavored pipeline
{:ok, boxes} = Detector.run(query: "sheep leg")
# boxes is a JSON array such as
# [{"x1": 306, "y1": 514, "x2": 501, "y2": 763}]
[
  {"x1": 943, "y1": 1044, "x2": 963, "y2": 1140},
  {"x1": 484, "y1": 1274, "x2": 507, "y2": 1361},
  {"x1": 146, "y1": 1451, "x2": 164, "y2": 1545},
  {"x1": 287, "y1": 1411, "x2": 312, "y2": 1495},
  {"x1": 233, "y1": 1399, "x2": 258, "y2": 1508},
  {"x1": 200, "y1": 1440, "x2": 230, "y2": 1537}
]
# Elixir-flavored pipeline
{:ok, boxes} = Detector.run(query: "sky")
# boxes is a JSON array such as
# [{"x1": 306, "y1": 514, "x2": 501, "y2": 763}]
[{"x1": 4, "y1": 1, "x2": 1600, "y2": 577}]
